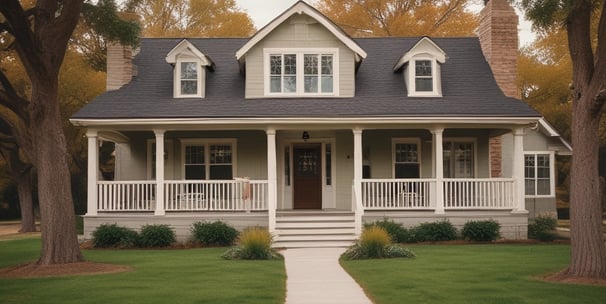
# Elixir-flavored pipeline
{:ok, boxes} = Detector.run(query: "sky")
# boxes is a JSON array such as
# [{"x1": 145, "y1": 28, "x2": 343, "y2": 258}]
[{"x1": 234, "y1": 0, "x2": 536, "y2": 47}]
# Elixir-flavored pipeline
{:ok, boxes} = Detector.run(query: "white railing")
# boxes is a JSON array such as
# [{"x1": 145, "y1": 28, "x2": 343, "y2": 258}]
[
  {"x1": 361, "y1": 179, "x2": 434, "y2": 209},
  {"x1": 163, "y1": 180, "x2": 268, "y2": 211},
  {"x1": 97, "y1": 181, "x2": 156, "y2": 211},
  {"x1": 444, "y1": 178, "x2": 515, "y2": 209}
]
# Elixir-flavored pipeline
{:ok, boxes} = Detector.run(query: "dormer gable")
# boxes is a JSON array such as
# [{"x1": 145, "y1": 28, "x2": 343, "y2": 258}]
[
  {"x1": 394, "y1": 37, "x2": 446, "y2": 98},
  {"x1": 165, "y1": 39, "x2": 214, "y2": 98},
  {"x1": 235, "y1": 0, "x2": 366, "y2": 64}
]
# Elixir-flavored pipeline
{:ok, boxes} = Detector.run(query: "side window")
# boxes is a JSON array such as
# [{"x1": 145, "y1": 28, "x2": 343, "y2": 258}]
[{"x1": 525, "y1": 153, "x2": 552, "y2": 196}]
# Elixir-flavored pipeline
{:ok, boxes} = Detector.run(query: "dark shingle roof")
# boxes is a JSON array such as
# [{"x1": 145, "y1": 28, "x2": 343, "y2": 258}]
[{"x1": 72, "y1": 37, "x2": 539, "y2": 119}]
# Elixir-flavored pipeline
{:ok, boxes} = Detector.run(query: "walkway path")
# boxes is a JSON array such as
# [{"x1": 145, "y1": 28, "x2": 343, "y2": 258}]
[{"x1": 282, "y1": 248, "x2": 373, "y2": 304}]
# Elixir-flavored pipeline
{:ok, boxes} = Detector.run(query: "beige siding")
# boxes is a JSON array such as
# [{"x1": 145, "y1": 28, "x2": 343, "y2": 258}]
[
  {"x1": 335, "y1": 130, "x2": 354, "y2": 210},
  {"x1": 245, "y1": 14, "x2": 356, "y2": 98},
  {"x1": 115, "y1": 138, "x2": 147, "y2": 180}
]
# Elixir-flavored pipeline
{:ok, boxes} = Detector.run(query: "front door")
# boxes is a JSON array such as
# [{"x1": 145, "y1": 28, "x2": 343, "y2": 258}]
[{"x1": 293, "y1": 144, "x2": 322, "y2": 209}]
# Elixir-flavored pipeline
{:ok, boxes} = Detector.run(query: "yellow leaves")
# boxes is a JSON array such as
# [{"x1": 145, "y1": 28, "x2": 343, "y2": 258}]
[{"x1": 317, "y1": 0, "x2": 478, "y2": 37}]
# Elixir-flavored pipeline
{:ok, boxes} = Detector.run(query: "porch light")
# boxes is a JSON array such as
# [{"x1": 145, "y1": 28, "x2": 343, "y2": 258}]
[{"x1": 302, "y1": 131, "x2": 310, "y2": 141}]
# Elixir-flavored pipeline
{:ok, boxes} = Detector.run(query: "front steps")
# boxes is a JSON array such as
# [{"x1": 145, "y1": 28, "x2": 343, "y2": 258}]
[{"x1": 273, "y1": 211, "x2": 357, "y2": 248}]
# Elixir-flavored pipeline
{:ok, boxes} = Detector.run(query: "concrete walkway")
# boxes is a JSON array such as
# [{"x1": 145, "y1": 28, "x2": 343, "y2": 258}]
[{"x1": 282, "y1": 248, "x2": 373, "y2": 304}]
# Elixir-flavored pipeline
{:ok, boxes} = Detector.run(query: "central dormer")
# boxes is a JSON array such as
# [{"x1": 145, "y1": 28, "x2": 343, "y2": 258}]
[{"x1": 236, "y1": 1, "x2": 366, "y2": 99}]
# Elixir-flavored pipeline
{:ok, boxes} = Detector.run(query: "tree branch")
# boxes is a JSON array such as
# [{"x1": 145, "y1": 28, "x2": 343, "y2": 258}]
[
  {"x1": 0, "y1": 70, "x2": 30, "y2": 123},
  {"x1": 0, "y1": 0, "x2": 42, "y2": 77}
]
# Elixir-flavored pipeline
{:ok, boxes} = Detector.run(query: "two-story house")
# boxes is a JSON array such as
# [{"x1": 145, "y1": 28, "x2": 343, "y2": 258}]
[{"x1": 71, "y1": 0, "x2": 571, "y2": 247}]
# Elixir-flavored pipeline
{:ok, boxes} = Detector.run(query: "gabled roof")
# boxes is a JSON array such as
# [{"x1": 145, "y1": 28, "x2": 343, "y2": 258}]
[
  {"x1": 71, "y1": 37, "x2": 540, "y2": 121},
  {"x1": 538, "y1": 118, "x2": 572, "y2": 154},
  {"x1": 165, "y1": 39, "x2": 215, "y2": 71},
  {"x1": 394, "y1": 37, "x2": 447, "y2": 71},
  {"x1": 235, "y1": 1, "x2": 367, "y2": 62}
]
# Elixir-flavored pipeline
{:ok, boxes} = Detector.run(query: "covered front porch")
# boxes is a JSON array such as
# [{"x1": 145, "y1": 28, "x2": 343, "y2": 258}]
[{"x1": 82, "y1": 120, "x2": 531, "y2": 240}]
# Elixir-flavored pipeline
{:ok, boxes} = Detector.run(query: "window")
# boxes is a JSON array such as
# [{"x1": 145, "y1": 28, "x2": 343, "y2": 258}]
[
  {"x1": 393, "y1": 140, "x2": 420, "y2": 178},
  {"x1": 265, "y1": 49, "x2": 338, "y2": 96},
  {"x1": 525, "y1": 153, "x2": 554, "y2": 196},
  {"x1": 325, "y1": 144, "x2": 332, "y2": 185},
  {"x1": 182, "y1": 140, "x2": 235, "y2": 180},
  {"x1": 443, "y1": 141, "x2": 474, "y2": 178},
  {"x1": 415, "y1": 60, "x2": 433, "y2": 92},
  {"x1": 180, "y1": 62, "x2": 198, "y2": 95}
]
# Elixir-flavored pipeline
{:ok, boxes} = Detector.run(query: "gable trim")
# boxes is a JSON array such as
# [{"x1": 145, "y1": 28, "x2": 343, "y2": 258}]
[
  {"x1": 394, "y1": 36, "x2": 447, "y2": 72},
  {"x1": 235, "y1": 1, "x2": 366, "y2": 61}
]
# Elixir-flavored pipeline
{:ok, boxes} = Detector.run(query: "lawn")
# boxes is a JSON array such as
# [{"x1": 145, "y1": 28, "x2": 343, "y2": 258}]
[
  {"x1": 0, "y1": 238, "x2": 286, "y2": 304},
  {"x1": 341, "y1": 244, "x2": 606, "y2": 304}
]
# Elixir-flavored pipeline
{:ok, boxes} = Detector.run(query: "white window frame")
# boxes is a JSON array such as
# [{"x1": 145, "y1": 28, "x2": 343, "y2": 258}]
[
  {"x1": 264, "y1": 48, "x2": 339, "y2": 97},
  {"x1": 391, "y1": 138, "x2": 422, "y2": 178},
  {"x1": 174, "y1": 59, "x2": 204, "y2": 98},
  {"x1": 442, "y1": 138, "x2": 477, "y2": 178},
  {"x1": 180, "y1": 139, "x2": 237, "y2": 180},
  {"x1": 524, "y1": 151, "x2": 555, "y2": 198},
  {"x1": 408, "y1": 56, "x2": 441, "y2": 97}
]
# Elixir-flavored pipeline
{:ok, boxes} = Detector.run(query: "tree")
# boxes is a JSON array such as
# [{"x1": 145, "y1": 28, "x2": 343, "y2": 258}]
[
  {"x1": 521, "y1": 0, "x2": 606, "y2": 279},
  {"x1": 126, "y1": 0, "x2": 255, "y2": 37},
  {"x1": 317, "y1": 0, "x2": 478, "y2": 37}
]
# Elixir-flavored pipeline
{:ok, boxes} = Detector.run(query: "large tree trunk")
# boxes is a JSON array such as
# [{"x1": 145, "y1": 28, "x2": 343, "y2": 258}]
[
  {"x1": 31, "y1": 80, "x2": 83, "y2": 265},
  {"x1": 16, "y1": 167, "x2": 35, "y2": 233},
  {"x1": 568, "y1": 97, "x2": 606, "y2": 278}
]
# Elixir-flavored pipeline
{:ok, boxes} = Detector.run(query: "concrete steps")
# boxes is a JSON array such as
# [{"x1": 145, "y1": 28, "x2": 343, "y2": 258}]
[{"x1": 273, "y1": 211, "x2": 357, "y2": 248}]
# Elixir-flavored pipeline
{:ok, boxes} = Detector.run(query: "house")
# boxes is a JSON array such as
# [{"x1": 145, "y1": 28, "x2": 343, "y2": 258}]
[{"x1": 71, "y1": 0, "x2": 571, "y2": 247}]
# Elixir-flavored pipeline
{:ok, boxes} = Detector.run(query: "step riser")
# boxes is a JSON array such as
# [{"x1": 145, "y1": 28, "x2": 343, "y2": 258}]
[
  {"x1": 277, "y1": 228, "x2": 355, "y2": 235},
  {"x1": 273, "y1": 241, "x2": 355, "y2": 249},
  {"x1": 274, "y1": 214, "x2": 357, "y2": 248},
  {"x1": 276, "y1": 222, "x2": 355, "y2": 229}
]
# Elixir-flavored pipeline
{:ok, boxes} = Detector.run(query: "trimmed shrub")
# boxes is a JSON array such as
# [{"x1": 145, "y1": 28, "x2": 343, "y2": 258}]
[
  {"x1": 461, "y1": 220, "x2": 501, "y2": 242},
  {"x1": 222, "y1": 227, "x2": 277, "y2": 260},
  {"x1": 343, "y1": 227, "x2": 416, "y2": 260},
  {"x1": 138, "y1": 224, "x2": 176, "y2": 247},
  {"x1": 191, "y1": 221, "x2": 239, "y2": 246},
  {"x1": 410, "y1": 220, "x2": 457, "y2": 242},
  {"x1": 366, "y1": 219, "x2": 411, "y2": 243},
  {"x1": 92, "y1": 223, "x2": 139, "y2": 248},
  {"x1": 528, "y1": 215, "x2": 558, "y2": 241}
]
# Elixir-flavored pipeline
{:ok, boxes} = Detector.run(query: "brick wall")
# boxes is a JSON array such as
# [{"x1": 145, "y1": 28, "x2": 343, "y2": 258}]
[{"x1": 106, "y1": 42, "x2": 133, "y2": 91}]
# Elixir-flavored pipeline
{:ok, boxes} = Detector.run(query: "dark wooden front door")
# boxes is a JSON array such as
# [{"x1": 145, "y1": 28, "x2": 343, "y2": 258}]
[{"x1": 293, "y1": 144, "x2": 322, "y2": 209}]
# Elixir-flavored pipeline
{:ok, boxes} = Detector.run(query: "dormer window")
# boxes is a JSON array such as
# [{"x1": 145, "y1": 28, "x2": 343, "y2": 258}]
[
  {"x1": 265, "y1": 49, "x2": 338, "y2": 96},
  {"x1": 165, "y1": 39, "x2": 214, "y2": 99},
  {"x1": 394, "y1": 37, "x2": 446, "y2": 98}
]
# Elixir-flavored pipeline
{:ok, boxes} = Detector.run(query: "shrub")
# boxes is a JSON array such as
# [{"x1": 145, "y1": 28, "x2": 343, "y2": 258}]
[
  {"x1": 366, "y1": 219, "x2": 410, "y2": 243},
  {"x1": 191, "y1": 221, "x2": 239, "y2": 246},
  {"x1": 343, "y1": 227, "x2": 416, "y2": 260},
  {"x1": 222, "y1": 227, "x2": 277, "y2": 260},
  {"x1": 383, "y1": 244, "x2": 416, "y2": 258},
  {"x1": 138, "y1": 224, "x2": 176, "y2": 247},
  {"x1": 410, "y1": 220, "x2": 457, "y2": 242},
  {"x1": 92, "y1": 223, "x2": 139, "y2": 248},
  {"x1": 528, "y1": 215, "x2": 558, "y2": 241},
  {"x1": 461, "y1": 220, "x2": 501, "y2": 242}
]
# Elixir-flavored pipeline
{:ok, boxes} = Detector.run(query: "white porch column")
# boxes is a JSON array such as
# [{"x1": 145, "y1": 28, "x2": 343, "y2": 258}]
[
  {"x1": 432, "y1": 128, "x2": 445, "y2": 214},
  {"x1": 353, "y1": 128, "x2": 363, "y2": 235},
  {"x1": 512, "y1": 127, "x2": 527, "y2": 212},
  {"x1": 154, "y1": 129, "x2": 166, "y2": 215},
  {"x1": 266, "y1": 129, "x2": 277, "y2": 232},
  {"x1": 86, "y1": 130, "x2": 99, "y2": 216}
]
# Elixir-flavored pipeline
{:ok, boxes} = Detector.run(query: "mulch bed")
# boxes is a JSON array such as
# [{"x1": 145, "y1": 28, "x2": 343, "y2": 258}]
[{"x1": 0, "y1": 262, "x2": 132, "y2": 278}]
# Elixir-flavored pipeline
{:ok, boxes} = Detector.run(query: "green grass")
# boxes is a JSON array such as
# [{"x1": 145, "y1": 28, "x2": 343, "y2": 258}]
[
  {"x1": 0, "y1": 238, "x2": 285, "y2": 304},
  {"x1": 341, "y1": 244, "x2": 606, "y2": 304}
]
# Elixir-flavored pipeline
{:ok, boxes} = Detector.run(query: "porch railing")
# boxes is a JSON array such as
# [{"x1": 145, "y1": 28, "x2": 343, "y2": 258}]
[
  {"x1": 96, "y1": 180, "x2": 268, "y2": 212},
  {"x1": 361, "y1": 179, "x2": 434, "y2": 209},
  {"x1": 444, "y1": 178, "x2": 515, "y2": 209},
  {"x1": 97, "y1": 181, "x2": 156, "y2": 212},
  {"x1": 164, "y1": 180, "x2": 268, "y2": 211}
]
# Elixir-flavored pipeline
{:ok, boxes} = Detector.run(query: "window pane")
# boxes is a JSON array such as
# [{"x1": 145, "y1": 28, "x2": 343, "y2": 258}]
[
  {"x1": 326, "y1": 144, "x2": 332, "y2": 185},
  {"x1": 304, "y1": 76, "x2": 318, "y2": 93},
  {"x1": 270, "y1": 55, "x2": 282, "y2": 75},
  {"x1": 181, "y1": 62, "x2": 197, "y2": 79},
  {"x1": 304, "y1": 55, "x2": 318, "y2": 75},
  {"x1": 283, "y1": 76, "x2": 296, "y2": 93},
  {"x1": 185, "y1": 164, "x2": 205, "y2": 180},
  {"x1": 537, "y1": 179, "x2": 550, "y2": 195},
  {"x1": 415, "y1": 78, "x2": 433, "y2": 92},
  {"x1": 525, "y1": 179, "x2": 535, "y2": 195},
  {"x1": 181, "y1": 80, "x2": 198, "y2": 95},
  {"x1": 285, "y1": 146, "x2": 290, "y2": 186},
  {"x1": 321, "y1": 76, "x2": 333, "y2": 93},
  {"x1": 453, "y1": 143, "x2": 473, "y2": 178},
  {"x1": 524, "y1": 155, "x2": 535, "y2": 178},
  {"x1": 185, "y1": 146, "x2": 205, "y2": 164},
  {"x1": 284, "y1": 54, "x2": 297, "y2": 74},
  {"x1": 270, "y1": 76, "x2": 281, "y2": 92},
  {"x1": 321, "y1": 55, "x2": 333, "y2": 75},
  {"x1": 210, "y1": 165, "x2": 232, "y2": 180},
  {"x1": 210, "y1": 145, "x2": 232, "y2": 164},
  {"x1": 395, "y1": 143, "x2": 418, "y2": 163},
  {"x1": 415, "y1": 60, "x2": 432, "y2": 76},
  {"x1": 395, "y1": 163, "x2": 420, "y2": 178}
]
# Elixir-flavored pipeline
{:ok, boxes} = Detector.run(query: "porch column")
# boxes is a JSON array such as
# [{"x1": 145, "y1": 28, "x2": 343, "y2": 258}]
[
  {"x1": 154, "y1": 129, "x2": 165, "y2": 216},
  {"x1": 267, "y1": 129, "x2": 277, "y2": 232},
  {"x1": 353, "y1": 128, "x2": 363, "y2": 235},
  {"x1": 432, "y1": 128, "x2": 445, "y2": 214},
  {"x1": 512, "y1": 127, "x2": 527, "y2": 212},
  {"x1": 86, "y1": 129, "x2": 99, "y2": 216}
]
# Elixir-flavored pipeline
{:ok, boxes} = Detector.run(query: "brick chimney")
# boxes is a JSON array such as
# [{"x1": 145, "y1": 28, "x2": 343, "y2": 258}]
[
  {"x1": 478, "y1": 0, "x2": 519, "y2": 99},
  {"x1": 478, "y1": 0, "x2": 520, "y2": 178},
  {"x1": 106, "y1": 42, "x2": 133, "y2": 91}
]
